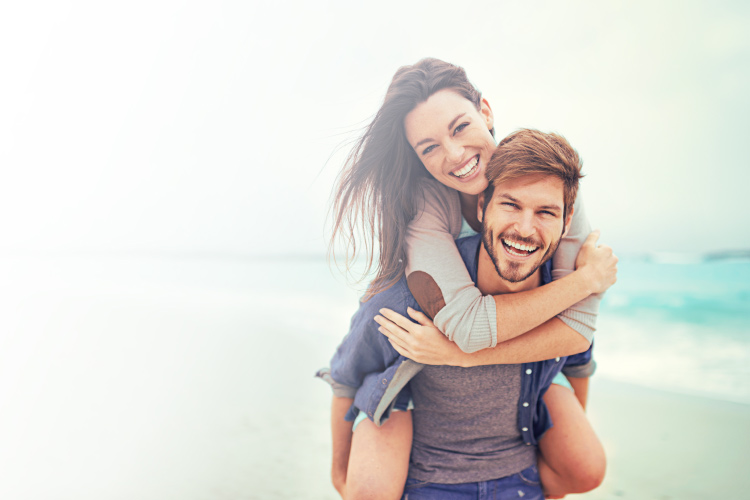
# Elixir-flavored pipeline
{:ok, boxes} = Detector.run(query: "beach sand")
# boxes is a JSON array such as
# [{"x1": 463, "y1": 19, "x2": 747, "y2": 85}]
[
  {"x1": 567, "y1": 378, "x2": 750, "y2": 500},
  {"x1": 1, "y1": 255, "x2": 747, "y2": 499}
]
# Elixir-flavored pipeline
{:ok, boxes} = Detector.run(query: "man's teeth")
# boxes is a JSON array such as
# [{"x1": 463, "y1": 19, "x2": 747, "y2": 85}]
[
  {"x1": 503, "y1": 239, "x2": 538, "y2": 253},
  {"x1": 451, "y1": 156, "x2": 478, "y2": 178}
]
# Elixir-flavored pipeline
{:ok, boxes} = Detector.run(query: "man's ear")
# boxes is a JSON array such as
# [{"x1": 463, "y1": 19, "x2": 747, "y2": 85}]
[
  {"x1": 480, "y1": 98, "x2": 494, "y2": 131},
  {"x1": 477, "y1": 192, "x2": 486, "y2": 224},
  {"x1": 562, "y1": 205, "x2": 574, "y2": 238}
]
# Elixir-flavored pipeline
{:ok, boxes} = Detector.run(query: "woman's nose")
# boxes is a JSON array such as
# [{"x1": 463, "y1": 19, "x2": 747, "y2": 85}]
[{"x1": 444, "y1": 141, "x2": 464, "y2": 163}]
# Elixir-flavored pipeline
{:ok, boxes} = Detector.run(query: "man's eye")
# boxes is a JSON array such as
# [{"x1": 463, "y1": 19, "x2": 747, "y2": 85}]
[
  {"x1": 422, "y1": 145, "x2": 437, "y2": 155},
  {"x1": 539, "y1": 211, "x2": 556, "y2": 217},
  {"x1": 502, "y1": 203, "x2": 519, "y2": 209},
  {"x1": 454, "y1": 123, "x2": 469, "y2": 135}
]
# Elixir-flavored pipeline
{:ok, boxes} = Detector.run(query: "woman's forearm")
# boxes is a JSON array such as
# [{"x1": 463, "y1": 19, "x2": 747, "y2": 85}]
[
  {"x1": 492, "y1": 269, "x2": 595, "y2": 343},
  {"x1": 456, "y1": 318, "x2": 590, "y2": 367}
]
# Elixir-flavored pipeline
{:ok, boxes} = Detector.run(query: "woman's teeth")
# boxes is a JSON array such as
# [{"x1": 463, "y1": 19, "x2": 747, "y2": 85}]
[
  {"x1": 451, "y1": 156, "x2": 478, "y2": 179},
  {"x1": 502, "y1": 238, "x2": 539, "y2": 256}
]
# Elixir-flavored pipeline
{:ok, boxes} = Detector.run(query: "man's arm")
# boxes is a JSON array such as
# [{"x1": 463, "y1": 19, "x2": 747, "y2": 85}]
[
  {"x1": 567, "y1": 376, "x2": 589, "y2": 410},
  {"x1": 331, "y1": 396, "x2": 354, "y2": 498}
]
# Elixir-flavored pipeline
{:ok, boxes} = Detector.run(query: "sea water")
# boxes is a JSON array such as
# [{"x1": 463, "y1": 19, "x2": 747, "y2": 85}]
[
  {"x1": 595, "y1": 257, "x2": 750, "y2": 404},
  {"x1": 0, "y1": 252, "x2": 747, "y2": 498},
  {"x1": 1, "y1": 252, "x2": 748, "y2": 406}
]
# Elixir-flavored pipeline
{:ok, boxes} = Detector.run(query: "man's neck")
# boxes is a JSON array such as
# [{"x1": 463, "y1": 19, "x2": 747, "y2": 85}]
[
  {"x1": 459, "y1": 192, "x2": 482, "y2": 233},
  {"x1": 477, "y1": 242, "x2": 541, "y2": 295}
]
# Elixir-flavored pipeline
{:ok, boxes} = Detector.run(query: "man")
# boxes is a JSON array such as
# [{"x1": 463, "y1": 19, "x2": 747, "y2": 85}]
[{"x1": 320, "y1": 129, "x2": 615, "y2": 499}]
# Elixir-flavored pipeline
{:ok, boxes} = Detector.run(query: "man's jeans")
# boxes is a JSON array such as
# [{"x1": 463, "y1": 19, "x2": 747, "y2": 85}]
[{"x1": 401, "y1": 465, "x2": 544, "y2": 500}]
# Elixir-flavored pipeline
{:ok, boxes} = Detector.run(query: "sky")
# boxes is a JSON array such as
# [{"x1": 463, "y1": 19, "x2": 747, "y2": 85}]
[{"x1": 1, "y1": 0, "x2": 749, "y2": 257}]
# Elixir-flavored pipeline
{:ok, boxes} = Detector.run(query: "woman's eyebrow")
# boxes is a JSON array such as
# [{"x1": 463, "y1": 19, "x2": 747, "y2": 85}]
[
  {"x1": 413, "y1": 112, "x2": 468, "y2": 149},
  {"x1": 447, "y1": 113, "x2": 466, "y2": 131}
]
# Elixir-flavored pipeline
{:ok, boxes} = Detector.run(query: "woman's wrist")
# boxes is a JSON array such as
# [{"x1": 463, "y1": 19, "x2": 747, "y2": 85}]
[{"x1": 573, "y1": 265, "x2": 597, "y2": 297}]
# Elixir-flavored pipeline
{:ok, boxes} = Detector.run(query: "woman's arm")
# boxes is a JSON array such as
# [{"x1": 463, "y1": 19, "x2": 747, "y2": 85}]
[
  {"x1": 406, "y1": 180, "x2": 605, "y2": 353},
  {"x1": 378, "y1": 310, "x2": 590, "y2": 366}
]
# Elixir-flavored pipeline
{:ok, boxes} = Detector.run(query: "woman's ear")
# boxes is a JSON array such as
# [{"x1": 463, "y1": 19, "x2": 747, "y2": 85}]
[{"x1": 480, "y1": 98, "x2": 494, "y2": 131}]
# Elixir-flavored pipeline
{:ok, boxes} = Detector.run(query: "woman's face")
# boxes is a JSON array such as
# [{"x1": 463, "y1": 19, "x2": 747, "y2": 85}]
[{"x1": 404, "y1": 89, "x2": 496, "y2": 196}]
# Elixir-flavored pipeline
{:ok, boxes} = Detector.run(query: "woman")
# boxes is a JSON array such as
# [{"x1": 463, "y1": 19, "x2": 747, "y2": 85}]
[{"x1": 327, "y1": 58, "x2": 616, "y2": 499}]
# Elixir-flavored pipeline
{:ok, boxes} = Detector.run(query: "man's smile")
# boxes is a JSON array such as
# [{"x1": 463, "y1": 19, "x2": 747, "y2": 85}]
[{"x1": 501, "y1": 237, "x2": 541, "y2": 259}]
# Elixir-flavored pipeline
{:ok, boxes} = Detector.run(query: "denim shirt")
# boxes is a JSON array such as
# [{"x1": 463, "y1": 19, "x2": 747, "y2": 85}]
[{"x1": 319, "y1": 234, "x2": 595, "y2": 446}]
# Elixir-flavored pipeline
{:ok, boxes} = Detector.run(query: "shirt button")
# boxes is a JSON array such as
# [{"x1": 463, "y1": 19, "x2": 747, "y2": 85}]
[
  {"x1": 522, "y1": 427, "x2": 529, "y2": 432},
  {"x1": 382, "y1": 378, "x2": 388, "y2": 385},
  {"x1": 555, "y1": 357, "x2": 560, "y2": 362},
  {"x1": 526, "y1": 442, "x2": 531, "y2": 446},
  {"x1": 525, "y1": 369, "x2": 532, "y2": 375},
  {"x1": 522, "y1": 402, "x2": 529, "y2": 407}
]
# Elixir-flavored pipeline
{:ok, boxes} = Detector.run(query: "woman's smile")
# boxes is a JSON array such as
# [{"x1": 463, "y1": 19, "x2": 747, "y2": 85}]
[{"x1": 449, "y1": 155, "x2": 480, "y2": 179}]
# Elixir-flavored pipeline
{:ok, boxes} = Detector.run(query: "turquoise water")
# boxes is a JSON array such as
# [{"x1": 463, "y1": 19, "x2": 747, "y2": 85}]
[
  {"x1": 593, "y1": 258, "x2": 750, "y2": 403},
  {"x1": 2, "y1": 253, "x2": 747, "y2": 403},
  {"x1": 602, "y1": 258, "x2": 750, "y2": 333}
]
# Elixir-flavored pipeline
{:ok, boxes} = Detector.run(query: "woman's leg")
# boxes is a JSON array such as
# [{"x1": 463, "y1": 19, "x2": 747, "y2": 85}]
[
  {"x1": 345, "y1": 410, "x2": 413, "y2": 500},
  {"x1": 537, "y1": 384, "x2": 606, "y2": 498}
]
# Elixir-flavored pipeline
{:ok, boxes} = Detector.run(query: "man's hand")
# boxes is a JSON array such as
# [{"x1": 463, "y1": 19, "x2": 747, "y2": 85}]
[
  {"x1": 575, "y1": 230, "x2": 618, "y2": 294},
  {"x1": 375, "y1": 307, "x2": 466, "y2": 366}
]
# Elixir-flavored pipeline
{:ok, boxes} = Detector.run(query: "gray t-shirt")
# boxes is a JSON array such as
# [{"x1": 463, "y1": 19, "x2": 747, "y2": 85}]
[{"x1": 408, "y1": 364, "x2": 537, "y2": 484}]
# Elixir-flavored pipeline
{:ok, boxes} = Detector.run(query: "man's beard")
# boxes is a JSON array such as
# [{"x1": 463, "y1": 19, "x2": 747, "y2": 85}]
[{"x1": 482, "y1": 229, "x2": 562, "y2": 284}]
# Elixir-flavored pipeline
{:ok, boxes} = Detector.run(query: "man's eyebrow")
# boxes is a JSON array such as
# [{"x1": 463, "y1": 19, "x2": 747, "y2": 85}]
[
  {"x1": 538, "y1": 204, "x2": 563, "y2": 212},
  {"x1": 497, "y1": 194, "x2": 562, "y2": 211},
  {"x1": 413, "y1": 112, "x2": 467, "y2": 149},
  {"x1": 497, "y1": 193, "x2": 519, "y2": 203}
]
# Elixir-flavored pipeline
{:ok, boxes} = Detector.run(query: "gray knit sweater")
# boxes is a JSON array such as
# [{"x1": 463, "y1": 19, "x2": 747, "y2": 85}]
[{"x1": 404, "y1": 178, "x2": 599, "y2": 353}]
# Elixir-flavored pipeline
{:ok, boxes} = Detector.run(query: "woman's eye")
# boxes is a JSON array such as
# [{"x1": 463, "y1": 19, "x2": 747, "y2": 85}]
[
  {"x1": 422, "y1": 145, "x2": 437, "y2": 155},
  {"x1": 454, "y1": 123, "x2": 469, "y2": 135}
]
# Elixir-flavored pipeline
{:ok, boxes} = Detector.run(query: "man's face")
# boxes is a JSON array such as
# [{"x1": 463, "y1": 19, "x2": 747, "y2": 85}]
[{"x1": 480, "y1": 174, "x2": 570, "y2": 283}]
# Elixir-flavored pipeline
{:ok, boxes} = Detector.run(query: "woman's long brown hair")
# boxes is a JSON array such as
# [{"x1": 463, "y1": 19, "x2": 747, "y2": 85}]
[{"x1": 329, "y1": 58, "x2": 485, "y2": 298}]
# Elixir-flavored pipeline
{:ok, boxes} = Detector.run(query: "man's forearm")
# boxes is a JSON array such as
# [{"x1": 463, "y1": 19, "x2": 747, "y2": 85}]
[
  {"x1": 567, "y1": 376, "x2": 589, "y2": 410},
  {"x1": 455, "y1": 318, "x2": 590, "y2": 367},
  {"x1": 331, "y1": 397, "x2": 354, "y2": 496}
]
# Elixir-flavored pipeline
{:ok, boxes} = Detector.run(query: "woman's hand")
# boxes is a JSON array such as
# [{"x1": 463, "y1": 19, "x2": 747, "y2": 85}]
[
  {"x1": 575, "y1": 230, "x2": 618, "y2": 294},
  {"x1": 374, "y1": 307, "x2": 466, "y2": 366}
]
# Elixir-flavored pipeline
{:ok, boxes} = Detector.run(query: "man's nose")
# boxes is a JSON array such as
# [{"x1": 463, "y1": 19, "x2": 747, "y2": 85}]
[{"x1": 515, "y1": 211, "x2": 536, "y2": 238}]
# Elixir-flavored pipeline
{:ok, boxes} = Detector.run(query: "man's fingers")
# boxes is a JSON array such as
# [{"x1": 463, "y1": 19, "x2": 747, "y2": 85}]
[
  {"x1": 379, "y1": 308, "x2": 418, "y2": 332},
  {"x1": 583, "y1": 229, "x2": 601, "y2": 247}
]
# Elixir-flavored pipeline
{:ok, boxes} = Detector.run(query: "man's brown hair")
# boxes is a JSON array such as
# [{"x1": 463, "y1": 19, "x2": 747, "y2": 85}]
[{"x1": 484, "y1": 129, "x2": 583, "y2": 219}]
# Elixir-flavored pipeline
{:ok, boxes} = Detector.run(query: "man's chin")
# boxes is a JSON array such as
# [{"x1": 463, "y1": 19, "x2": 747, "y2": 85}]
[{"x1": 498, "y1": 260, "x2": 541, "y2": 283}]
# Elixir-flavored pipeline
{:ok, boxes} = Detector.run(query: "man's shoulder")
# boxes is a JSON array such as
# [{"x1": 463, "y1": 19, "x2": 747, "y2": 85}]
[
  {"x1": 455, "y1": 234, "x2": 482, "y2": 275},
  {"x1": 355, "y1": 276, "x2": 414, "y2": 318}
]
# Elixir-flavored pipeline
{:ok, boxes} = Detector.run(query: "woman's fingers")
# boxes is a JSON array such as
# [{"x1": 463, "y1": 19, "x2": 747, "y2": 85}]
[
  {"x1": 387, "y1": 338, "x2": 410, "y2": 358},
  {"x1": 383, "y1": 331, "x2": 410, "y2": 356},
  {"x1": 375, "y1": 315, "x2": 412, "y2": 348},
  {"x1": 374, "y1": 314, "x2": 408, "y2": 337},
  {"x1": 379, "y1": 308, "x2": 419, "y2": 332},
  {"x1": 406, "y1": 307, "x2": 432, "y2": 326}
]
